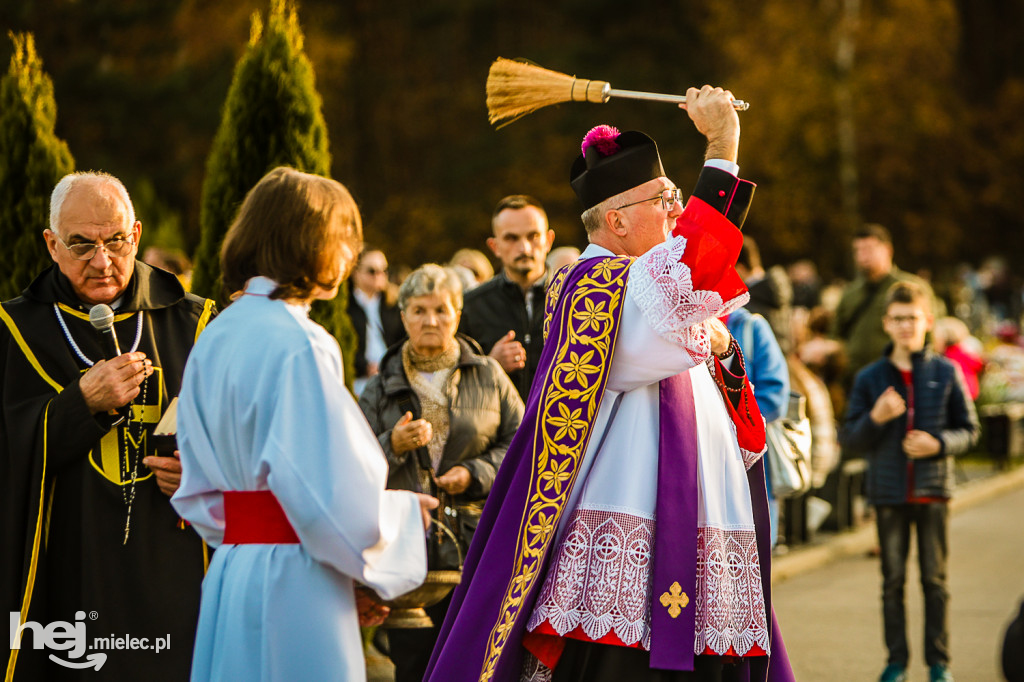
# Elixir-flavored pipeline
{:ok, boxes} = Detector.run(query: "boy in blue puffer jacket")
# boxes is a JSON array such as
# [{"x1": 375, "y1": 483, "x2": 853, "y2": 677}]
[{"x1": 843, "y1": 281, "x2": 979, "y2": 682}]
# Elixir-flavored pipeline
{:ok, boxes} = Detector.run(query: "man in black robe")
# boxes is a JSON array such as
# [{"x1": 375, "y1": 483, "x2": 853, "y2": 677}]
[{"x1": 2, "y1": 172, "x2": 215, "y2": 680}]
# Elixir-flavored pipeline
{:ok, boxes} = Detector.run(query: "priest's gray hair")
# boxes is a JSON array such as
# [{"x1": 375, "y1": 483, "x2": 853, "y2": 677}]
[
  {"x1": 398, "y1": 263, "x2": 464, "y2": 313},
  {"x1": 49, "y1": 171, "x2": 135, "y2": 236},
  {"x1": 581, "y1": 193, "x2": 623, "y2": 235}
]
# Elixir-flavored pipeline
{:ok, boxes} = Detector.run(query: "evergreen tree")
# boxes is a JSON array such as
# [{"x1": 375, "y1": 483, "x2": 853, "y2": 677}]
[
  {"x1": 192, "y1": 0, "x2": 356, "y2": 384},
  {"x1": 0, "y1": 31, "x2": 74, "y2": 301}
]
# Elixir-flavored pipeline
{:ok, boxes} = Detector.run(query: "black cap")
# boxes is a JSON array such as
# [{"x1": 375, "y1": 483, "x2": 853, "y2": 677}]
[{"x1": 570, "y1": 126, "x2": 665, "y2": 211}]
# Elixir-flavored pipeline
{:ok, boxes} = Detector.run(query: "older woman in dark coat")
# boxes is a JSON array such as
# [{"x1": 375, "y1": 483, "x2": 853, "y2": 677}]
[{"x1": 358, "y1": 264, "x2": 524, "y2": 682}]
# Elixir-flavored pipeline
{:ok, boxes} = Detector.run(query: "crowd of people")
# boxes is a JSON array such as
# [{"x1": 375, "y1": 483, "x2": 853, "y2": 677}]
[{"x1": 3, "y1": 80, "x2": 1023, "y2": 682}]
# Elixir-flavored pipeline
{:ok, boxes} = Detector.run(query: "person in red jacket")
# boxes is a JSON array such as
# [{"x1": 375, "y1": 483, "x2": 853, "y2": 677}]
[{"x1": 932, "y1": 316, "x2": 984, "y2": 401}]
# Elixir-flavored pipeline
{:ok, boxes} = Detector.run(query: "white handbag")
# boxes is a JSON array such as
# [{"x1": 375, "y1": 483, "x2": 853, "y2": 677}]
[{"x1": 765, "y1": 391, "x2": 813, "y2": 498}]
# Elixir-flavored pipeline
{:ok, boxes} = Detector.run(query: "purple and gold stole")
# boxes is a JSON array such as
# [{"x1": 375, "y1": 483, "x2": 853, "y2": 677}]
[{"x1": 424, "y1": 255, "x2": 632, "y2": 682}]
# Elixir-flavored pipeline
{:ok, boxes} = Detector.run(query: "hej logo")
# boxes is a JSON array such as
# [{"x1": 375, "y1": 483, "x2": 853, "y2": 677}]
[{"x1": 9, "y1": 611, "x2": 106, "y2": 671}]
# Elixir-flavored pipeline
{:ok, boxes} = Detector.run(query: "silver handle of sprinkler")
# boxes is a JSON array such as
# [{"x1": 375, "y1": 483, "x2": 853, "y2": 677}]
[{"x1": 608, "y1": 87, "x2": 749, "y2": 111}]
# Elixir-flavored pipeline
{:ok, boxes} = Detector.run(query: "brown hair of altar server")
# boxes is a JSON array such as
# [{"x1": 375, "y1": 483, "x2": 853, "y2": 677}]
[{"x1": 221, "y1": 166, "x2": 363, "y2": 301}]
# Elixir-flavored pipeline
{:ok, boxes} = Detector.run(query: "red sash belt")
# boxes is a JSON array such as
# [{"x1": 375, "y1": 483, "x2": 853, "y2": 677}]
[{"x1": 223, "y1": 490, "x2": 300, "y2": 544}]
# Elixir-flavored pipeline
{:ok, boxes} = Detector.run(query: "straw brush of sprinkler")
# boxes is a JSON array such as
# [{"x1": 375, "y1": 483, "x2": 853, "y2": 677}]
[{"x1": 485, "y1": 57, "x2": 749, "y2": 128}]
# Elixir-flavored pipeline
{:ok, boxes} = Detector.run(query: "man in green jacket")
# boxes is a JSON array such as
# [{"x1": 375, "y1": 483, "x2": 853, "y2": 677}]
[{"x1": 833, "y1": 223, "x2": 934, "y2": 389}]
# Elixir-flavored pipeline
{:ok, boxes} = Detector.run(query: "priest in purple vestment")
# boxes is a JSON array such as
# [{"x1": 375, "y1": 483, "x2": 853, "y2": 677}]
[{"x1": 425, "y1": 85, "x2": 795, "y2": 682}]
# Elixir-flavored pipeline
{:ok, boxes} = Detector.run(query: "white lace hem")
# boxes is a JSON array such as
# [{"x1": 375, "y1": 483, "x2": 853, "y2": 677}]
[
  {"x1": 526, "y1": 509, "x2": 770, "y2": 657},
  {"x1": 527, "y1": 509, "x2": 654, "y2": 649},
  {"x1": 628, "y1": 235, "x2": 749, "y2": 364},
  {"x1": 695, "y1": 526, "x2": 770, "y2": 656}
]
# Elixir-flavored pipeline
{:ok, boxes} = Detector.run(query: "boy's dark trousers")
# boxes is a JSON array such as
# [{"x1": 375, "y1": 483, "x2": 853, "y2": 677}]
[{"x1": 876, "y1": 502, "x2": 951, "y2": 667}]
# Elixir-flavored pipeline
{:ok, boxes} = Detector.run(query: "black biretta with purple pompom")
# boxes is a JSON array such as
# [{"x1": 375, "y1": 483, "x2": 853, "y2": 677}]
[{"x1": 570, "y1": 125, "x2": 666, "y2": 211}]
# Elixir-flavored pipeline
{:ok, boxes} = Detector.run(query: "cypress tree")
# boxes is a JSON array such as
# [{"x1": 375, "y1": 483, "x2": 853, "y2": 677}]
[
  {"x1": 192, "y1": 0, "x2": 357, "y2": 384},
  {"x1": 0, "y1": 32, "x2": 74, "y2": 301}
]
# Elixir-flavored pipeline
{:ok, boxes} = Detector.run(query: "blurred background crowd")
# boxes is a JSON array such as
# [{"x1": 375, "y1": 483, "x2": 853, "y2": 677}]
[
  {"x1": 4, "y1": 0, "x2": 1023, "y2": 551},
  {"x1": 3, "y1": 1, "x2": 1024, "y2": 677}
]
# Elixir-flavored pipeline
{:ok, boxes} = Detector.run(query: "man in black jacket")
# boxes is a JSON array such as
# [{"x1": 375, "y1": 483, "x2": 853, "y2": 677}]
[
  {"x1": 842, "y1": 282, "x2": 978, "y2": 682},
  {"x1": 458, "y1": 195, "x2": 555, "y2": 400}
]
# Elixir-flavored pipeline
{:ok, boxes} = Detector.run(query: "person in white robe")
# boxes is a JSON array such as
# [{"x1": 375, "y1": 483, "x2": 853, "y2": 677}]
[{"x1": 172, "y1": 167, "x2": 435, "y2": 682}]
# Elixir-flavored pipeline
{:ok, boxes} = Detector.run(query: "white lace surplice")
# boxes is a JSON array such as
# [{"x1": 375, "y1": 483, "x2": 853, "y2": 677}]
[{"x1": 525, "y1": 236, "x2": 769, "y2": 661}]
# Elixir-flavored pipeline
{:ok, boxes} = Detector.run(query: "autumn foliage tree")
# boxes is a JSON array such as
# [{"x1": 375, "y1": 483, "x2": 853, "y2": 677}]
[
  {"x1": 703, "y1": 0, "x2": 973, "y2": 279},
  {"x1": 2, "y1": 0, "x2": 1021, "y2": 287},
  {"x1": 191, "y1": 0, "x2": 356, "y2": 383},
  {"x1": 0, "y1": 31, "x2": 74, "y2": 301}
]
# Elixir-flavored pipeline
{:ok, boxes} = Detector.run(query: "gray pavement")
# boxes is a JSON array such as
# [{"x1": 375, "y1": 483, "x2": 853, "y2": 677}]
[
  {"x1": 367, "y1": 465, "x2": 1024, "y2": 681},
  {"x1": 773, "y1": 469, "x2": 1024, "y2": 682}
]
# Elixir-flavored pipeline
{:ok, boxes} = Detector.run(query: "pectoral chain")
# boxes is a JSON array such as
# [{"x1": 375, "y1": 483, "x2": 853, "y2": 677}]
[
  {"x1": 53, "y1": 304, "x2": 149, "y2": 543},
  {"x1": 53, "y1": 304, "x2": 144, "y2": 366}
]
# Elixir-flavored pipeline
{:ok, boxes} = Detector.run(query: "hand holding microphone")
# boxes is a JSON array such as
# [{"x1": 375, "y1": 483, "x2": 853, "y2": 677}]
[{"x1": 80, "y1": 304, "x2": 152, "y2": 415}]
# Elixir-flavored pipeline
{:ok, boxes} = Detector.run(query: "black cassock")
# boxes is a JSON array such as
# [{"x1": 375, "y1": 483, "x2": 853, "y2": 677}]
[{"x1": 1, "y1": 263, "x2": 215, "y2": 681}]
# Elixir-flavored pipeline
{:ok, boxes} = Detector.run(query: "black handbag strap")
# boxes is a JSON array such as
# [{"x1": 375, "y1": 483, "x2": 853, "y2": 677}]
[
  {"x1": 837, "y1": 280, "x2": 882, "y2": 340},
  {"x1": 396, "y1": 392, "x2": 434, "y2": 477},
  {"x1": 397, "y1": 392, "x2": 460, "y2": 565}
]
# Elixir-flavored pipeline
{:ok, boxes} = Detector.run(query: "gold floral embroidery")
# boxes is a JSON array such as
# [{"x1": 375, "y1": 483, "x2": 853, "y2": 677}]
[
  {"x1": 538, "y1": 456, "x2": 573, "y2": 494},
  {"x1": 480, "y1": 256, "x2": 632, "y2": 681},
  {"x1": 548, "y1": 403, "x2": 587, "y2": 442},
  {"x1": 561, "y1": 350, "x2": 601, "y2": 389},
  {"x1": 590, "y1": 258, "x2": 618, "y2": 282},
  {"x1": 543, "y1": 262, "x2": 577, "y2": 341},
  {"x1": 572, "y1": 297, "x2": 611, "y2": 334},
  {"x1": 526, "y1": 512, "x2": 556, "y2": 545}
]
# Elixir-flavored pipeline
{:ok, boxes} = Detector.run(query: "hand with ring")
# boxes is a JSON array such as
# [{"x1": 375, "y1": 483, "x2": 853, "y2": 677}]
[
  {"x1": 489, "y1": 330, "x2": 526, "y2": 372},
  {"x1": 390, "y1": 411, "x2": 433, "y2": 454}
]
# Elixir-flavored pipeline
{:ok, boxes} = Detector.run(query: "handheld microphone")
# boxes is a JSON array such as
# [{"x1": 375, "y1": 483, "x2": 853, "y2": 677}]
[
  {"x1": 89, "y1": 303, "x2": 132, "y2": 425},
  {"x1": 89, "y1": 304, "x2": 122, "y2": 359}
]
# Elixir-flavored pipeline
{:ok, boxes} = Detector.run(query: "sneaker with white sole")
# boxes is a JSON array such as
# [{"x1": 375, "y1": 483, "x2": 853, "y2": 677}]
[{"x1": 879, "y1": 663, "x2": 907, "y2": 682}]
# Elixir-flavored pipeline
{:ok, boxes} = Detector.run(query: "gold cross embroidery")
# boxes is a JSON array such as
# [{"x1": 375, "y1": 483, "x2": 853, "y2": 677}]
[{"x1": 660, "y1": 581, "x2": 690, "y2": 618}]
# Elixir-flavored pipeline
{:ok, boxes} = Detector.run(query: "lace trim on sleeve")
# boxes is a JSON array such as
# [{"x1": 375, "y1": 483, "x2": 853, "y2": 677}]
[
  {"x1": 739, "y1": 443, "x2": 767, "y2": 470},
  {"x1": 628, "y1": 235, "x2": 750, "y2": 363}
]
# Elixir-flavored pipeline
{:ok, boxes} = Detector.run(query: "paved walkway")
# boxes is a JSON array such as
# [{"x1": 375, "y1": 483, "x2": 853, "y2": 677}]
[
  {"x1": 773, "y1": 467, "x2": 1024, "y2": 681},
  {"x1": 368, "y1": 464, "x2": 1024, "y2": 681}
]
